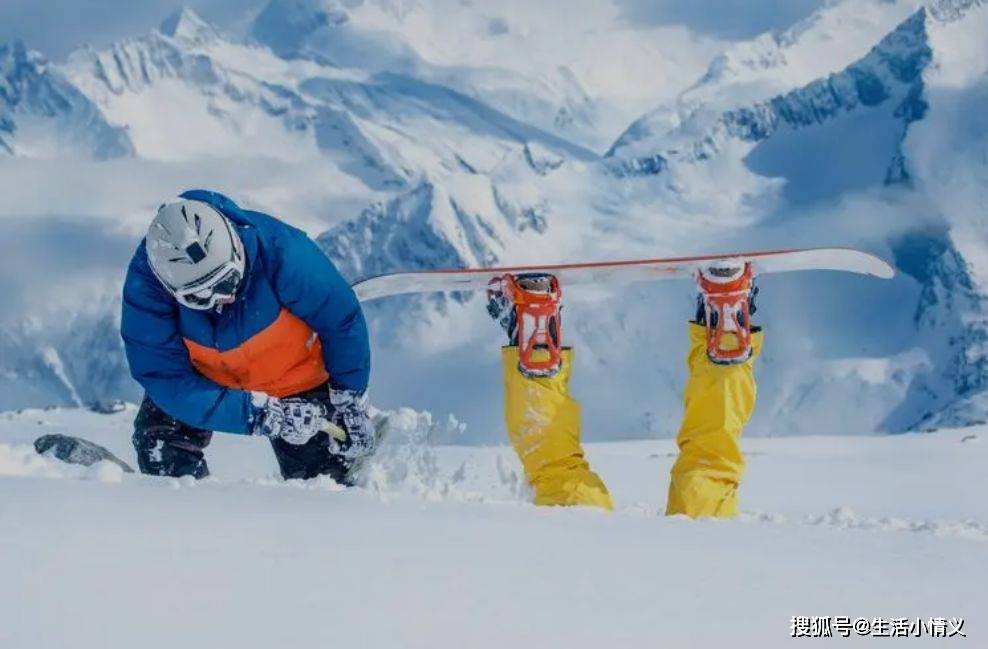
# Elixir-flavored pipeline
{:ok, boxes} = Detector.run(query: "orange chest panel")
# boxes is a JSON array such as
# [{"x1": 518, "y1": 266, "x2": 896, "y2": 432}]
[{"x1": 183, "y1": 309, "x2": 329, "y2": 398}]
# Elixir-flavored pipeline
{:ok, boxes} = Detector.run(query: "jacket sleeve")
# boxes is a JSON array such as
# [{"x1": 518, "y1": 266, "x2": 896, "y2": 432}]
[
  {"x1": 270, "y1": 231, "x2": 371, "y2": 392},
  {"x1": 120, "y1": 249, "x2": 254, "y2": 434}
]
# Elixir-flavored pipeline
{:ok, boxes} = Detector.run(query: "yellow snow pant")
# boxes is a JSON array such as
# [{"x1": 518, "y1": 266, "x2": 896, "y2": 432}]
[
  {"x1": 502, "y1": 347, "x2": 613, "y2": 510},
  {"x1": 666, "y1": 324, "x2": 763, "y2": 518}
]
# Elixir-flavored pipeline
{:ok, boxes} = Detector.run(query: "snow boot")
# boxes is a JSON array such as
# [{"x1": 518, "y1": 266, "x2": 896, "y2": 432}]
[
  {"x1": 487, "y1": 273, "x2": 563, "y2": 377},
  {"x1": 694, "y1": 260, "x2": 758, "y2": 365}
]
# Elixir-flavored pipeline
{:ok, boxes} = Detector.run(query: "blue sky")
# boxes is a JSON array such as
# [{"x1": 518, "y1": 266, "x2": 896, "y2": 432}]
[
  {"x1": 617, "y1": 0, "x2": 824, "y2": 39},
  {"x1": 0, "y1": 0, "x2": 259, "y2": 58},
  {"x1": 1, "y1": 0, "x2": 825, "y2": 60}
]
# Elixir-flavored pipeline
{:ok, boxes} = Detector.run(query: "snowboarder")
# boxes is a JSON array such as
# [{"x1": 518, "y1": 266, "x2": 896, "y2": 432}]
[
  {"x1": 121, "y1": 190, "x2": 373, "y2": 483},
  {"x1": 486, "y1": 261, "x2": 761, "y2": 518}
]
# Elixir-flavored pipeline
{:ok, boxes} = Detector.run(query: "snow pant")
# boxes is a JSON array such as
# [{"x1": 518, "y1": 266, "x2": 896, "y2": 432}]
[
  {"x1": 132, "y1": 383, "x2": 351, "y2": 484},
  {"x1": 501, "y1": 346, "x2": 613, "y2": 510},
  {"x1": 666, "y1": 323, "x2": 763, "y2": 518}
]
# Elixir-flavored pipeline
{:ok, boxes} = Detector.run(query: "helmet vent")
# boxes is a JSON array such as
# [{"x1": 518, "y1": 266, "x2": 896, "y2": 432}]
[{"x1": 185, "y1": 242, "x2": 207, "y2": 263}]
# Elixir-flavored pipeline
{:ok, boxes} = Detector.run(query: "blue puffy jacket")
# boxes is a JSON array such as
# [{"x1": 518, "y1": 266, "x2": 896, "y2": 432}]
[{"x1": 121, "y1": 190, "x2": 370, "y2": 434}]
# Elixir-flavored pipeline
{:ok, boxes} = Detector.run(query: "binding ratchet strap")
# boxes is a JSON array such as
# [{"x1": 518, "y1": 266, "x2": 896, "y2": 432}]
[
  {"x1": 697, "y1": 262, "x2": 754, "y2": 365},
  {"x1": 497, "y1": 273, "x2": 563, "y2": 375}
]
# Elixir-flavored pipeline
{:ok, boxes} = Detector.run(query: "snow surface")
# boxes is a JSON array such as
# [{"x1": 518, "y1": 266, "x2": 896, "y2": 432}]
[{"x1": 0, "y1": 405, "x2": 984, "y2": 648}]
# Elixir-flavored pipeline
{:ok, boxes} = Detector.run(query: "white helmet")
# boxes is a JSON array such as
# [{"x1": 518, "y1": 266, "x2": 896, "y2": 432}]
[{"x1": 146, "y1": 199, "x2": 245, "y2": 310}]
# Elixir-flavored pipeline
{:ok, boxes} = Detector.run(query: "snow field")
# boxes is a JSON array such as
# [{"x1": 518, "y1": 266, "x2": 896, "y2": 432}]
[{"x1": 1, "y1": 406, "x2": 984, "y2": 648}]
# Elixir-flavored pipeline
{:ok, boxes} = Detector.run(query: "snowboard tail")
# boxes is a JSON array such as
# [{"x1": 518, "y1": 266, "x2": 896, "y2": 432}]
[{"x1": 352, "y1": 247, "x2": 894, "y2": 302}]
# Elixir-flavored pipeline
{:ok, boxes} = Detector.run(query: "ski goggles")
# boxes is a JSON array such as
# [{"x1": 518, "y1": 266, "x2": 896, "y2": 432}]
[{"x1": 174, "y1": 263, "x2": 243, "y2": 311}]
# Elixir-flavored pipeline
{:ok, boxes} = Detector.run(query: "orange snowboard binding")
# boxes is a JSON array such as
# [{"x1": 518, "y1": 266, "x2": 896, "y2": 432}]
[
  {"x1": 487, "y1": 273, "x2": 563, "y2": 376},
  {"x1": 696, "y1": 260, "x2": 755, "y2": 365}
]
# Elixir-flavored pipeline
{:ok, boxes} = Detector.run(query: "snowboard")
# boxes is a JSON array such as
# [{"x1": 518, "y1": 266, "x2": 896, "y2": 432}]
[{"x1": 352, "y1": 247, "x2": 894, "y2": 302}]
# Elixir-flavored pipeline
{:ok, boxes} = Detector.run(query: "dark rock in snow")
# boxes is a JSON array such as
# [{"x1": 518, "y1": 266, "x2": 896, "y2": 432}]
[{"x1": 34, "y1": 434, "x2": 134, "y2": 473}]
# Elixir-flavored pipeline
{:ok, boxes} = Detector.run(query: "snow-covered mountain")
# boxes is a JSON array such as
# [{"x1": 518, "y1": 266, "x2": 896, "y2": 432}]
[
  {"x1": 247, "y1": 0, "x2": 605, "y2": 148},
  {"x1": 608, "y1": 1, "x2": 930, "y2": 189},
  {"x1": 318, "y1": 142, "x2": 561, "y2": 283},
  {"x1": 50, "y1": 3, "x2": 596, "y2": 218},
  {"x1": 892, "y1": 0, "x2": 988, "y2": 428},
  {"x1": 0, "y1": 41, "x2": 132, "y2": 159},
  {"x1": 248, "y1": 0, "x2": 720, "y2": 153},
  {"x1": 2, "y1": 0, "x2": 988, "y2": 442},
  {"x1": 589, "y1": 0, "x2": 988, "y2": 432}
]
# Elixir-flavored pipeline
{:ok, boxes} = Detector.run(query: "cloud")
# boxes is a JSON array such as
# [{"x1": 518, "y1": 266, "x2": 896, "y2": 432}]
[
  {"x1": 0, "y1": 0, "x2": 262, "y2": 59},
  {"x1": 2, "y1": 1, "x2": 831, "y2": 60},
  {"x1": 0, "y1": 216, "x2": 136, "y2": 319},
  {"x1": 615, "y1": 0, "x2": 825, "y2": 40}
]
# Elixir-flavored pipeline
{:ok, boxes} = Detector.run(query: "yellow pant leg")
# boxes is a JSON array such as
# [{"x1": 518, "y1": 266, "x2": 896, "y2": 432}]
[
  {"x1": 502, "y1": 347, "x2": 613, "y2": 510},
  {"x1": 666, "y1": 324, "x2": 764, "y2": 518}
]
